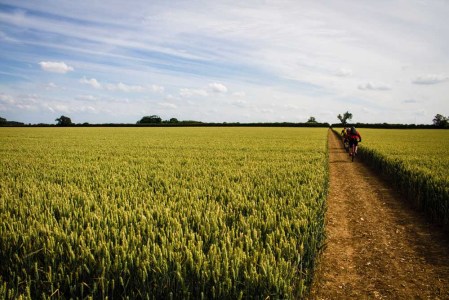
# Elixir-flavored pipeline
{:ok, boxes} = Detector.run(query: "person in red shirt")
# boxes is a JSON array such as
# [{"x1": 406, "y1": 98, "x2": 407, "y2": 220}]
[{"x1": 348, "y1": 126, "x2": 362, "y2": 156}]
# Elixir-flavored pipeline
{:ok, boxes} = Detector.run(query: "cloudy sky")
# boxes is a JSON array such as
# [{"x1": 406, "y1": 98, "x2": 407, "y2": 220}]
[{"x1": 1, "y1": 0, "x2": 448, "y2": 124}]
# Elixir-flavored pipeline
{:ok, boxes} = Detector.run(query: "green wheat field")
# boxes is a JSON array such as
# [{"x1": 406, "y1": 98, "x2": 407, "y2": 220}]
[{"x1": 0, "y1": 127, "x2": 328, "y2": 299}]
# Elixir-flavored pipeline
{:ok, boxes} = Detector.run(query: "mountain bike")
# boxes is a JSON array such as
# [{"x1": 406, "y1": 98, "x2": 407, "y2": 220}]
[
  {"x1": 349, "y1": 140, "x2": 361, "y2": 162},
  {"x1": 350, "y1": 143, "x2": 356, "y2": 162},
  {"x1": 343, "y1": 138, "x2": 349, "y2": 152}
]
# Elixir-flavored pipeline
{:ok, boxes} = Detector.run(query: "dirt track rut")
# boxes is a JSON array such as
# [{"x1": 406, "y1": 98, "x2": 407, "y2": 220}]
[{"x1": 309, "y1": 129, "x2": 449, "y2": 299}]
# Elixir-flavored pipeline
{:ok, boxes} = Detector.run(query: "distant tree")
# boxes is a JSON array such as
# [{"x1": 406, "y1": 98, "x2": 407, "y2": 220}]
[
  {"x1": 0, "y1": 117, "x2": 6, "y2": 125},
  {"x1": 307, "y1": 116, "x2": 317, "y2": 123},
  {"x1": 433, "y1": 114, "x2": 449, "y2": 128},
  {"x1": 55, "y1": 115, "x2": 72, "y2": 126},
  {"x1": 137, "y1": 115, "x2": 162, "y2": 124},
  {"x1": 169, "y1": 117, "x2": 179, "y2": 123},
  {"x1": 337, "y1": 111, "x2": 353, "y2": 126}
]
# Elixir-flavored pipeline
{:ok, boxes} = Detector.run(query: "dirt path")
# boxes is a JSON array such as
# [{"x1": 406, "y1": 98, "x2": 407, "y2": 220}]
[{"x1": 309, "y1": 129, "x2": 449, "y2": 299}]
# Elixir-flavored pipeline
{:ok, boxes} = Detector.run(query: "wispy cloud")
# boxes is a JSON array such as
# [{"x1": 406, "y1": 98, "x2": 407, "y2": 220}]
[
  {"x1": 232, "y1": 91, "x2": 246, "y2": 98},
  {"x1": 106, "y1": 82, "x2": 144, "y2": 93},
  {"x1": 158, "y1": 102, "x2": 177, "y2": 109},
  {"x1": 358, "y1": 82, "x2": 392, "y2": 91},
  {"x1": 0, "y1": 93, "x2": 16, "y2": 105},
  {"x1": 39, "y1": 61, "x2": 74, "y2": 74},
  {"x1": 335, "y1": 68, "x2": 353, "y2": 77},
  {"x1": 1, "y1": 0, "x2": 448, "y2": 124},
  {"x1": 232, "y1": 99, "x2": 249, "y2": 108},
  {"x1": 76, "y1": 95, "x2": 98, "y2": 102},
  {"x1": 179, "y1": 88, "x2": 208, "y2": 98},
  {"x1": 79, "y1": 77, "x2": 159, "y2": 93},
  {"x1": 412, "y1": 74, "x2": 448, "y2": 85},
  {"x1": 0, "y1": 30, "x2": 18, "y2": 43},
  {"x1": 151, "y1": 85, "x2": 165, "y2": 93},
  {"x1": 80, "y1": 77, "x2": 101, "y2": 89},
  {"x1": 209, "y1": 82, "x2": 228, "y2": 93},
  {"x1": 45, "y1": 82, "x2": 57, "y2": 90}
]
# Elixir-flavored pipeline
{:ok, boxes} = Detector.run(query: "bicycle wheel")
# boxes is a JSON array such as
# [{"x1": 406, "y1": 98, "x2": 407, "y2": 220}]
[{"x1": 351, "y1": 145, "x2": 355, "y2": 162}]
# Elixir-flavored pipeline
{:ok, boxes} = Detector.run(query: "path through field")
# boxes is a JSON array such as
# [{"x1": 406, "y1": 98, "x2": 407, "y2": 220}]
[{"x1": 309, "y1": 130, "x2": 449, "y2": 299}]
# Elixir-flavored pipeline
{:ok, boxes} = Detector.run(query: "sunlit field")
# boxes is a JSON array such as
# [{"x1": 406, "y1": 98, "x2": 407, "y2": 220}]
[
  {"x1": 358, "y1": 129, "x2": 449, "y2": 226},
  {"x1": 0, "y1": 127, "x2": 328, "y2": 299}
]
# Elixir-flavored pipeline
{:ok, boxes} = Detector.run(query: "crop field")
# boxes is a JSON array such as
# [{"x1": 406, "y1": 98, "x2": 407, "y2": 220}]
[
  {"x1": 357, "y1": 129, "x2": 449, "y2": 226},
  {"x1": 0, "y1": 127, "x2": 328, "y2": 299}
]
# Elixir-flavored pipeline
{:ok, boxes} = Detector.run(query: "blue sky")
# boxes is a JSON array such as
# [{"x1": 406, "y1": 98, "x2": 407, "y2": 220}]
[{"x1": 1, "y1": 0, "x2": 448, "y2": 124}]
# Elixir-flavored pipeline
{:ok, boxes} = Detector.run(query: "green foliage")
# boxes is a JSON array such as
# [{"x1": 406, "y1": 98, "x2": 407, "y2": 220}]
[
  {"x1": 55, "y1": 115, "x2": 72, "y2": 126},
  {"x1": 433, "y1": 114, "x2": 449, "y2": 128},
  {"x1": 0, "y1": 127, "x2": 328, "y2": 299},
  {"x1": 137, "y1": 115, "x2": 162, "y2": 124},
  {"x1": 357, "y1": 129, "x2": 449, "y2": 226},
  {"x1": 337, "y1": 111, "x2": 352, "y2": 126},
  {"x1": 0, "y1": 117, "x2": 25, "y2": 127},
  {"x1": 307, "y1": 117, "x2": 317, "y2": 123}
]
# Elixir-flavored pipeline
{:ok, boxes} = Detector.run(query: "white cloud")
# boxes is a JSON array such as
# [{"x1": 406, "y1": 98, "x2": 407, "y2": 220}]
[
  {"x1": 335, "y1": 68, "x2": 353, "y2": 77},
  {"x1": 158, "y1": 102, "x2": 177, "y2": 109},
  {"x1": 281, "y1": 104, "x2": 300, "y2": 110},
  {"x1": 80, "y1": 77, "x2": 102, "y2": 89},
  {"x1": 76, "y1": 95, "x2": 98, "y2": 101},
  {"x1": 358, "y1": 82, "x2": 392, "y2": 91},
  {"x1": 39, "y1": 61, "x2": 74, "y2": 74},
  {"x1": 232, "y1": 91, "x2": 246, "y2": 97},
  {"x1": 53, "y1": 104, "x2": 71, "y2": 113},
  {"x1": 45, "y1": 82, "x2": 57, "y2": 90},
  {"x1": 0, "y1": 30, "x2": 18, "y2": 43},
  {"x1": 83, "y1": 106, "x2": 97, "y2": 113},
  {"x1": 232, "y1": 99, "x2": 249, "y2": 108},
  {"x1": 151, "y1": 85, "x2": 165, "y2": 93},
  {"x1": 259, "y1": 108, "x2": 274, "y2": 114},
  {"x1": 80, "y1": 77, "x2": 147, "y2": 92},
  {"x1": 164, "y1": 94, "x2": 178, "y2": 101},
  {"x1": 179, "y1": 88, "x2": 208, "y2": 98},
  {"x1": 2, "y1": 1, "x2": 449, "y2": 124},
  {"x1": 209, "y1": 82, "x2": 228, "y2": 93},
  {"x1": 106, "y1": 82, "x2": 144, "y2": 92},
  {"x1": 0, "y1": 93, "x2": 16, "y2": 104},
  {"x1": 412, "y1": 74, "x2": 448, "y2": 85}
]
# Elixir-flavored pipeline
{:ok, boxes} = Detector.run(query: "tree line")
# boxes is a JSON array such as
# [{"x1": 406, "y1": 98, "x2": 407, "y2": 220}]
[
  {"x1": 0, "y1": 115, "x2": 329, "y2": 127},
  {"x1": 1, "y1": 113, "x2": 448, "y2": 128},
  {"x1": 334, "y1": 111, "x2": 449, "y2": 129},
  {"x1": 0, "y1": 116, "x2": 24, "y2": 126}
]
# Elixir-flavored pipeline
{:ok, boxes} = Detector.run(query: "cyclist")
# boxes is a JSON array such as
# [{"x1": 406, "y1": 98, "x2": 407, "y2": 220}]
[
  {"x1": 340, "y1": 127, "x2": 350, "y2": 151},
  {"x1": 348, "y1": 126, "x2": 362, "y2": 157}
]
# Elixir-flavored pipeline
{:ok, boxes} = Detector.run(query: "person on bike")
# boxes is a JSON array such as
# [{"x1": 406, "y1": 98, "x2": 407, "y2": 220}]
[
  {"x1": 348, "y1": 126, "x2": 362, "y2": 156},
  {"x1": 340, "y1": 127, "x2": 350, "y2": 151},
  {"x1": 340, "y1": 127, "x2": 348, "y2": 142}
]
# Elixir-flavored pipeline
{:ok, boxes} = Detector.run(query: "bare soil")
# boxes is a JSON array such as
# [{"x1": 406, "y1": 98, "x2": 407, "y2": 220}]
[{"x1": 309, "y1": 129, "x2": 449, "y2": 299}]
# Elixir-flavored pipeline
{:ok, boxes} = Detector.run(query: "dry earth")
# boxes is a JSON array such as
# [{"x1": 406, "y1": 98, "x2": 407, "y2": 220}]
[{"x1": 309, "y1": 129, "x2": 449, "y2": 299}]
